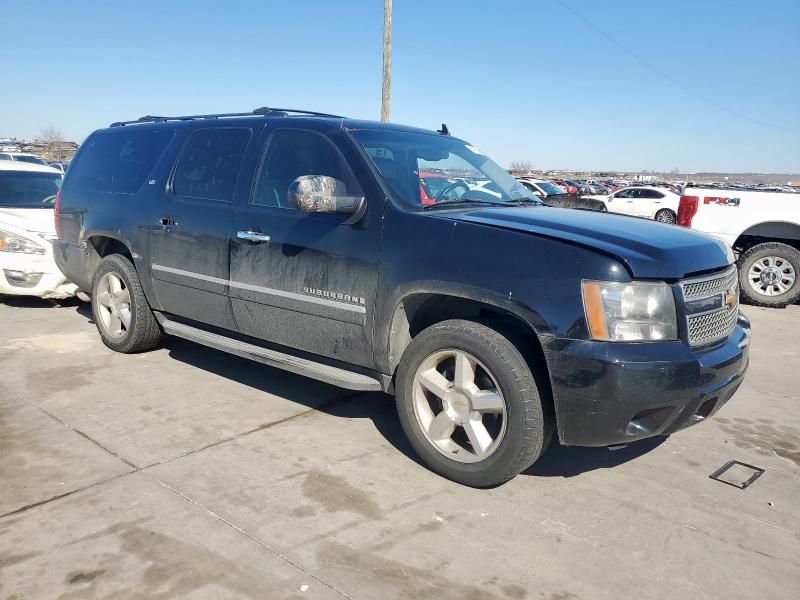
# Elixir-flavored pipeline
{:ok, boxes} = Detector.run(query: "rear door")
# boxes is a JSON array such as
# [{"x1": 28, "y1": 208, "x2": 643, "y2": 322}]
[
  {"x1": 229, "y1": 126, "x2": 381, "y2": 368},
  {"x1": 634, "y1": 189, "x2": 665, "y2": 218},
  {"x1": 150, "y1": 126, "x2": 256, "y2": 330}
]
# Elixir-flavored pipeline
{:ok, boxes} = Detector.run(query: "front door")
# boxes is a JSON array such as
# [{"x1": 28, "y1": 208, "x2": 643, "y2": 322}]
[
  {"x1": 229, "y1": 127, "x2": 381, "y2": 368},
  {"x1": 150, "y1": 126, "x2": 255, "y2": 330}
]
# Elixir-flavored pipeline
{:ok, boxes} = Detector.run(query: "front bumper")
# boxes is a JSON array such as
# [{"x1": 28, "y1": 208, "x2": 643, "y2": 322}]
[
  {"x1": 0, "y1": 250, "x2": 77, "y2": 299},
  {"x1": 546, "y1": 313, "x2": 751, "y2": 446}
]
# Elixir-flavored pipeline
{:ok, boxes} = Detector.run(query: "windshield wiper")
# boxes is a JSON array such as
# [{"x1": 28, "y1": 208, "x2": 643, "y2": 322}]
[
  {"x1": 423, "y1": 198, "x2": 507, "y2": 210},
  {"x1": 506, "y1": 197, "x2": 543, "y2": 205}
]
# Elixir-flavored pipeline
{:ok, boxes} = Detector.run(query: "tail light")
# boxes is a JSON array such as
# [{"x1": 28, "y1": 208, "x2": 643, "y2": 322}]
[
  {"x1": 54, "y1": 189, "x2": 62, "y2": 239},
  {"x1": 677, "y1": 195, "x2": 698, "y2": 227}
]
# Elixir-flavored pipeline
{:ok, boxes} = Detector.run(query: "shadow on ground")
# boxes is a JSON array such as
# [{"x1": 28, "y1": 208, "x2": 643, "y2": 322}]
[
  {"x1": 163, "y1": 335, "x2": 664, "y2": 479},
  {"x1": 2, "y1": 297, "x2": 669, "y2": 479}
]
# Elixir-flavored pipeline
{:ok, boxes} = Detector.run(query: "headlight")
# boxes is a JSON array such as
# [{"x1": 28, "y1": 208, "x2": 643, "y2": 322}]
[
  {"x1": 0, "y1": 229, "x2": 47, "y2": 255},
  {"x1": 582, "y1": 280, "x2": 677, "y2": 341}
]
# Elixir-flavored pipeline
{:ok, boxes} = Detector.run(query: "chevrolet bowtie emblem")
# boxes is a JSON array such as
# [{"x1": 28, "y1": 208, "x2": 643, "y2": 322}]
[{"x1": 724, "y1": 289, "x2": 737, "y2": 308}]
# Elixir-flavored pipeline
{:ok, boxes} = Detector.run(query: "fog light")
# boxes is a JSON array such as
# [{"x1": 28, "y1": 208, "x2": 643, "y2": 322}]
[{"x1": 3, "y1": 269, "x2": 43, "y2": 288}]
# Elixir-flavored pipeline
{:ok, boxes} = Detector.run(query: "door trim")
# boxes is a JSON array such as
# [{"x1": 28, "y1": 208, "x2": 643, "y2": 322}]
[{"x1": 151, "y1": 263, "x2": 367, "y2": 320}]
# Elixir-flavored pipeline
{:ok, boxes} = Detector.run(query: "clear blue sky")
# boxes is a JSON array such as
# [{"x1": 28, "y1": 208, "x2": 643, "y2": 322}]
[{"x1": 2, "y1": 0, "x2": 798, "y2": 173}]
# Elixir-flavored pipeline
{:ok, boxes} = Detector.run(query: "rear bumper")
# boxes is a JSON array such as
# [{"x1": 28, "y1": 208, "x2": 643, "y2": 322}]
[
  {"x1": 52, "y1": 240, "x2": 92, "y2": 292},
  {"x1": 545, "y1": 314, "x2": 751, "y2": 446}
]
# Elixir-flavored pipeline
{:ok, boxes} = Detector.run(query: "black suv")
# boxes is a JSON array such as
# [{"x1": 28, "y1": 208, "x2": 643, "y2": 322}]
[{"x1": 54, "y1": 108, "x2": 750, "y2": 487}]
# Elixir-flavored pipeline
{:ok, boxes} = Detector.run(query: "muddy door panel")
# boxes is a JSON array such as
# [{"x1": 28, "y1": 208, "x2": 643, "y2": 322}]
[
  {"x1": 230, "y1": 208, "x2": 378, "y2": 367},
  {"x1": 150, "y1": 127, "x2": 254, "y2": 331}
]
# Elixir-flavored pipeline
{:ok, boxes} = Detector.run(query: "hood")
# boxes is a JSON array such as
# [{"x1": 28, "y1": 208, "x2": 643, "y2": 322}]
[
  {"x1": 443, "y1": 206, "x2": 732, "y2": 279},
  {"x1": 0, "y1": 208, "x2": 56, "y2": 238}
]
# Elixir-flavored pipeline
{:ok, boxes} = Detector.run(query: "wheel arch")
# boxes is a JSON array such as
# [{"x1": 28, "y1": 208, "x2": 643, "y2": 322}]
[
  {"x1": 83, "y1": 234, "x2": 160, "y2": 310},
  {"x1": 384, "y1": 291, "x2": 556, "y2": 435},
  {"x1": 85, "y1": 234, "x2": 134, "y2": 286},
  {"x1": 734, "y1": 221, "x2": 800, "y2": 252}
]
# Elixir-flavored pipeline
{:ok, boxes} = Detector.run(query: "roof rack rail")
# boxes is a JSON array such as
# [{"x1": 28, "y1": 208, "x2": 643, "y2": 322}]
[
  {"x1": 251, "y1": 107, "x2": 345, "y2": 118},
  {"x1": 110, "y1": 107, "x2": 345, "y2": 127}
]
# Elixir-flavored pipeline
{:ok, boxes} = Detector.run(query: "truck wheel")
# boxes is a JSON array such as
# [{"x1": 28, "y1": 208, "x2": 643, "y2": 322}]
[
  {"x1": 655, "y1": 209, "x2": 676, "y2": 224},
  {"x1": 738, "y1": 242, "x2": 800, "y2": 308},
  {"x1": 91, "y1": 254, "x2": 161, "y2": 353},
  {"x1": 395, "y1": 319, "x2": 548, "y2": 487}
]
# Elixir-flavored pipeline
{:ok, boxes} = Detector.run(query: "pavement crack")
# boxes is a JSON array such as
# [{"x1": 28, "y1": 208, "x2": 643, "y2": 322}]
[
  {"x1": 38, "y1": 406, "x2": 139, "y2": 469},
  {"x1": 145, "y1": 472, "x2": 353, "y2": 600},
  {"x1": 0, "y1": 472, "x2": 131, "y2": 520}
]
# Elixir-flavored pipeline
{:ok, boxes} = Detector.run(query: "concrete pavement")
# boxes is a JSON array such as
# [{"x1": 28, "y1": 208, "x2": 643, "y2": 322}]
[{"x1": 1, "y1": 297, "x2": 798, "y2": 599}]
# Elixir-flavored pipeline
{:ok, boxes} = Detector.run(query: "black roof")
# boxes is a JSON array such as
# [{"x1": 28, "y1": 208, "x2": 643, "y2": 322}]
[{"x1": 108, "y1": 107, "x2": 444, "y2": 137}]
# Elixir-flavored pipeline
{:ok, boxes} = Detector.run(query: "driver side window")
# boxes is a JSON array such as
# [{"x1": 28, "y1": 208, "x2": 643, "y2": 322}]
[{"x1": 251, "y1": 129, "x2": 360, "y2": 208}]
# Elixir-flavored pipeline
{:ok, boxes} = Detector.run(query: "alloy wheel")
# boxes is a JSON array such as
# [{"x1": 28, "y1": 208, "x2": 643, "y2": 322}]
[
  {"x1": 412, "y1": 349, "x2": 507, "y2": 463},
  {"x1": 95, "y1": 272, "x2": 132, "y2": 338},
  {"x1": 747, "y1": 256, "x2": 796, "y2": 297}
]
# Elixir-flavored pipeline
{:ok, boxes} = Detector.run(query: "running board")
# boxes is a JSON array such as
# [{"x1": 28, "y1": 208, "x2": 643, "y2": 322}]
[{"x1": 154, "y1": 313, "x2": 383, "y2": 391}]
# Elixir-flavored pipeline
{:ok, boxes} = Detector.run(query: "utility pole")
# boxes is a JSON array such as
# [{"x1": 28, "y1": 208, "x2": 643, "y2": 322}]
[{"x1": 381, "y1": 0, "x2": 392, "y2": 122}]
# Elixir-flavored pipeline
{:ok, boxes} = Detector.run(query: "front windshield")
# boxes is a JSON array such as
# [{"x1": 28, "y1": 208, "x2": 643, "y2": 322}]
[
  {"x1": 351, "y1": 129, "x2": 538, "y2": 208},
  {"x1": 0, "y1": 172, "x2": 62, "y2": 208}
]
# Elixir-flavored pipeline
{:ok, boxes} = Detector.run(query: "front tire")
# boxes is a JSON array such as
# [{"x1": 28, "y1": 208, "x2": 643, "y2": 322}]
[
  {"x1": 92, "y1": 254, "x2": 161, "y2": 353},
  {"x1": 655, "y1": 209, "x2": 676, "y2": 224},
  {"x1": 738, "y1": 242, "x2": 800, "y2": 308},
  {"x1": 395, "y1": 319, "x2": 548, "y2": 487}
]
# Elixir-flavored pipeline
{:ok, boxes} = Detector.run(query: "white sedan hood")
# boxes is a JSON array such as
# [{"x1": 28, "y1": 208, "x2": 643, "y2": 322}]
[{"x1": 0, "y1": 208, "x2": 56, "y2": 238}]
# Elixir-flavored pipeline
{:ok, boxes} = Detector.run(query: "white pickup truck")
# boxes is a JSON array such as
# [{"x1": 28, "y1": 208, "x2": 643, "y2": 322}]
[{"x1": 677, "y1": 186, "x2": 800, "y2": 307}]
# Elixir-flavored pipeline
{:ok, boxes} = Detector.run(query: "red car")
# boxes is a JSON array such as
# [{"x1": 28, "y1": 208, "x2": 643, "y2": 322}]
[
  {"x1": 550, "y1": 179, "x2": 578, "y2": 195},
  {"x1": 419, "y1": 171, "x2": 460, "y2": 205}
]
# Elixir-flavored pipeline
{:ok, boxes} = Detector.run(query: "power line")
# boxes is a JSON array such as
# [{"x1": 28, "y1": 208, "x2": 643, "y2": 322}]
[{"x1": 555, "y1": 0, "x2": 790, "y2": 131}]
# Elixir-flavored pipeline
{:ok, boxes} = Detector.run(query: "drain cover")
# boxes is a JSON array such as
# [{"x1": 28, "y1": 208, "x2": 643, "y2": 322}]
[{"x1": 709, "y1": 460, "x2": 765, "y2": 489}]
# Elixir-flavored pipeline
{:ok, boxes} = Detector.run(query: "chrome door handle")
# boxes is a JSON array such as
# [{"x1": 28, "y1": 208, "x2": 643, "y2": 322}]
[{"x1": 237, "y1": 230, "x2": 271, "y2": 243}]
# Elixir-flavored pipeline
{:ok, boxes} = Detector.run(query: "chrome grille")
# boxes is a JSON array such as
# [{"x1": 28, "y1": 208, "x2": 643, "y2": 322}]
[
  {"x1": 682, "y1": 267, "x2": 738, "y2": 299},
  {"x1": 687, "y1": 306, "x2": 739, "y2": 346},
  {"x1": 680, "y1": 266, "x2": 739, "y2": 347}
]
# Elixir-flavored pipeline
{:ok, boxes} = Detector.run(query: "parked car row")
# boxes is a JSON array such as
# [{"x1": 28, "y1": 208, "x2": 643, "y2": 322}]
[
  {"x1": 0, "y1": 152, "x2": 70, "y2": 172},
  {"x1": 516, "y1": 178, "x2": 607, "y2": 211}
]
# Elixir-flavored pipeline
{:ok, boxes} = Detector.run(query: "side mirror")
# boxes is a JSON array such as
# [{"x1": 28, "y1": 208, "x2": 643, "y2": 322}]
[
  {"x1": 288, "y1": 175, "x2": 366, "y2": 223},
  {"x1": 533, "y1": 190, "x2": 544, "y2": 197}
]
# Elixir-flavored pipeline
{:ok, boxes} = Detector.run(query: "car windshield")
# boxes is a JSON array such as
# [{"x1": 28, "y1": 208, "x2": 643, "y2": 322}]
[
  {"x1": 420, "y1": 174, "x2": 460, "y2": 200},
  {"x1": 537, "y1": 182, "x2": 566, "y2": 195},
  {"x1": 0, "y1": 172, "x2": 62, "y2": 208},
  {"x1": 13, "y1": 155, "x2": 48, "y2": 166},
  {"x1": 350, "y1": 129, "x2": 538, "y2": 208}
]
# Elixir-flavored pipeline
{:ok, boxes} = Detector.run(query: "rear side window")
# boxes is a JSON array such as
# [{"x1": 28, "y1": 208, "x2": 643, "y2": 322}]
[
  {"x1": 68, "y1": 129, "x2": 174, "y2": 195},
  {"x1": 173, "y1": 128, "x2": 251, "y2": 202}
]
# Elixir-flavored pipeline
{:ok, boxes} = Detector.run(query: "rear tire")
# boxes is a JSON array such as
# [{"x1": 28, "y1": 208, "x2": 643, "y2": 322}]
[
  {"x1": 91, "y1": 254, "x2": 161, "y2": 353},
  {"x1": 738, "y1": 242, "x2": 800, "y2": 308},
  {"x1": 655, "y1": 209, "x2": 676, "y2": 224},
  {"x1": 395, "y1": 319, "x2": 548, "y2": 487}
]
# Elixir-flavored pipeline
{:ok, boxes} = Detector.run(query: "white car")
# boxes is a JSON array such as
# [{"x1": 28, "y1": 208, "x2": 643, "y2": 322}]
[
  {"x1": 597, "y1": 186, "x2": 681, "y2": 223},
  {"x1": 677, "y1": 186, "x2": 800, "y2": 307},
  {"x1": 3, "y1": 152, "x2": 49, "y2": 166},
  {"x1": 0, "y1": 161, "x2": 77, "y2": 299},
  {"x1": 517, "y1": 178, "x2": 567, "y2": 198}
]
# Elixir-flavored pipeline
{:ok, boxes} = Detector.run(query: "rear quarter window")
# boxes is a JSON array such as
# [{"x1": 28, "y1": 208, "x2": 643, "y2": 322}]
[{"x1": 67, "y1": 129, "x2": 175, "y2": 195}]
